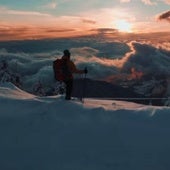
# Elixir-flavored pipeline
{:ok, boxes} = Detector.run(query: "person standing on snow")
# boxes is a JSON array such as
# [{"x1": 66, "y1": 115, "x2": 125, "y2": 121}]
[{"x1": 53, "y1": 49, "x2": 88, "y2": 100}]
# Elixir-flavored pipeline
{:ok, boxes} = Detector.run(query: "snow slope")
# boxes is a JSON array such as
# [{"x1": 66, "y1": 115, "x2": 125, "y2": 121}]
[{"x1": 0, "y1": 83, "x2": 170, "y2": 170}]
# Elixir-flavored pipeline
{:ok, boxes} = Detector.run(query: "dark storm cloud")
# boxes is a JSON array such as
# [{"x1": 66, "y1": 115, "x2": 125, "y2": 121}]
[{"x1": 157, "y1": 10, "x2": 170, "y2": 22}]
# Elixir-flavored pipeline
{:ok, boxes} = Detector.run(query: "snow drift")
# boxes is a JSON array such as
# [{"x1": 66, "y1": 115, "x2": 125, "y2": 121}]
[{"x1": 0, "y1": 82, "x2": 170, "y2": 170}]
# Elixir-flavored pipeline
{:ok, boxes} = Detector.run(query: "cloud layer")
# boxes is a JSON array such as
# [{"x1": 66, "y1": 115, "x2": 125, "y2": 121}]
[{"x1": 0, "y1": 36, "x2": 169, "y2": 93}]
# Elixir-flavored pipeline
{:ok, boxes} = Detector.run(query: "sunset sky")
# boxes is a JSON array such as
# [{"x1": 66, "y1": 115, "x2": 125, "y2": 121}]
[{"x1": 0, "y1": 0, "x2": 169, "y2": 40}]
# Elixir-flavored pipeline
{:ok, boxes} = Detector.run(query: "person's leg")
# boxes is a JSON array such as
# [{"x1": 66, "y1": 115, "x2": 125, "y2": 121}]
[{"x1": 64, "y1": 79, "x2": 73, "y2": 100}]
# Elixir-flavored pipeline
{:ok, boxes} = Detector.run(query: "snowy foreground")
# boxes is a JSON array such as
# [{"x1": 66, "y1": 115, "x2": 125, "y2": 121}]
[{"x1": 0, "y1": 83, "x2": 170, "y2": 170}]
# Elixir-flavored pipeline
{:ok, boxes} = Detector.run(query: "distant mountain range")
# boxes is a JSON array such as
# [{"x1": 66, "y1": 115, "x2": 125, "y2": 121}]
[
  {"x1": 72, "y1": 78, "x2": 157, "y2": 105},
  {"x1": 72, "y1": 77, "x2": 170, "y2": 106}
]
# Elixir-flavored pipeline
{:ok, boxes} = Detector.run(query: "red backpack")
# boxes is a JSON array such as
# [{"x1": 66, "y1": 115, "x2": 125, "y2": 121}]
[{"x1": 53, "y1": 59, "x2": 72, "y2": 81}]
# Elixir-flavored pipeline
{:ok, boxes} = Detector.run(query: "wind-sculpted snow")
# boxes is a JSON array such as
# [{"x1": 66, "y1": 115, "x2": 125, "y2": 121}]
[{"x1": 0, "y1": 83, "x2": 170, "y2": 170}]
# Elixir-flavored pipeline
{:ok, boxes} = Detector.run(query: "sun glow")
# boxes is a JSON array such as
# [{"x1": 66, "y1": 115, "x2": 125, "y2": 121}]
[{"x1": 115, "y1": 20, "x2": 132, "y2": 32}]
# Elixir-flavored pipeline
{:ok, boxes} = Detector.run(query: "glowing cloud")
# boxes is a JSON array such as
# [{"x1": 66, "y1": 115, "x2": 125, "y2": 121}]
[
  {"x1": 0, "y1": 3, "x2": 169, "y2": 40},
  {"x1": 120, "y1": 0, "x2": 131, "y2": 2},
  {"x1": 115, "y1": 20, "x2": 132, "y2": 32}
]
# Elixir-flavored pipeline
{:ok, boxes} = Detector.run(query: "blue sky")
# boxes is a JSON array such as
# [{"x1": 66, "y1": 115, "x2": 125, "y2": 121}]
[
  {"x1": 0, "y1": 0, "x2": 169, "y2": 40},
  {"x1": 0, "y1": 0, "x2": 169, "y2": 15}
]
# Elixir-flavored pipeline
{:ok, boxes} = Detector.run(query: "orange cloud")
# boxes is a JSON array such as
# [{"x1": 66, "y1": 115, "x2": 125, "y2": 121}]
[
  {"x1": 130, "y1": 67, "x2": 143, "y2": 80},
  {"x1": 81, "y1": 19, "x2": 96, "y2": 25},
  {"x1": 0, "y1": 24, "x2": 94, "y2": 41},
  {"x1": 120, "y1": 0, "x2": 131, "y2": 3},
  {"x1": 163, "y1": 0, "x2": 170, "y2": 4},
  {"x1": 89, "y1": 28, "x2": 118, "y2": 37}
]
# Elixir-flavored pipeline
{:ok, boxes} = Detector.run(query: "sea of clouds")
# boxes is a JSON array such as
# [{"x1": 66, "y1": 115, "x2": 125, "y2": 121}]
[{"x1": 0, "y1": 37, "x2": 169, "y2": 92}]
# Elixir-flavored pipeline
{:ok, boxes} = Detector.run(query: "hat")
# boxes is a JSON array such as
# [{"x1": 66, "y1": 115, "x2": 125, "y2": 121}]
[{"x1": 63, "y1": 49, "x2": 70, "y2": 56}]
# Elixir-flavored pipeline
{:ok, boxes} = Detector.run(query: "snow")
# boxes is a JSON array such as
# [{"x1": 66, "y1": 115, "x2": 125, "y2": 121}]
[{"x1": 0, "y1": 82, "x2": 170, "y2": 170}]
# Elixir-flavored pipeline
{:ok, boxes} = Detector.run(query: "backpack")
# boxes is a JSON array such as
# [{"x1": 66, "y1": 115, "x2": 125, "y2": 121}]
[{"x1": 53, "y1": 59, "x2": 72, "y2": 81}]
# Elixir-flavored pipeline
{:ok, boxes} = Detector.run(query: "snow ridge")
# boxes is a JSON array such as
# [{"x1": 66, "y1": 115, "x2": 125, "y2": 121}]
[{"x1": 0, "y1": 83, "x2": 170, "y2": 170}]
